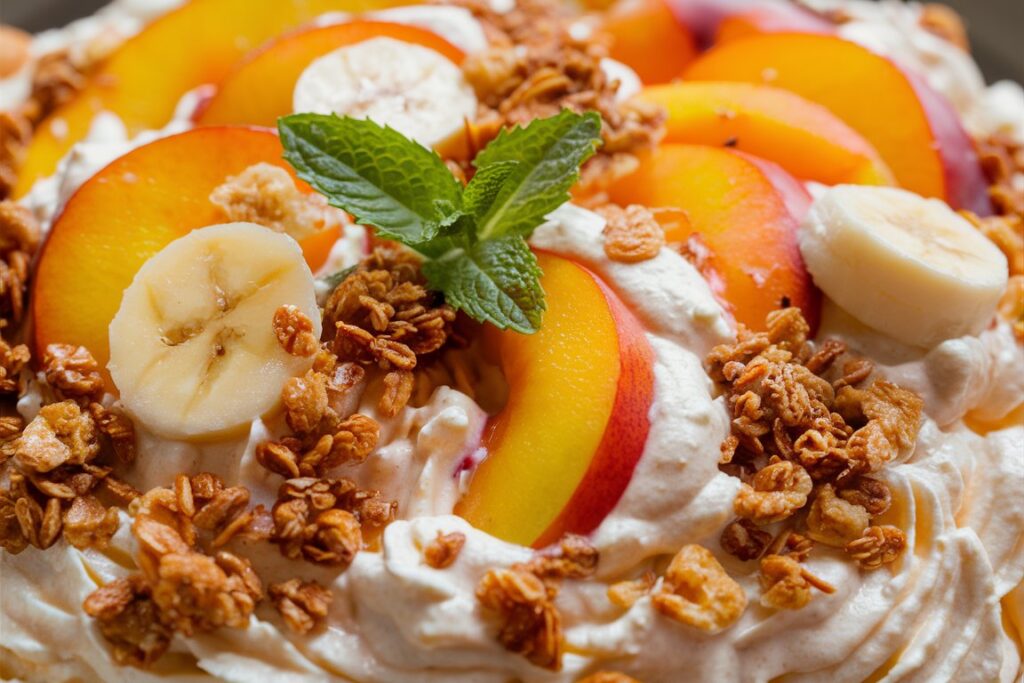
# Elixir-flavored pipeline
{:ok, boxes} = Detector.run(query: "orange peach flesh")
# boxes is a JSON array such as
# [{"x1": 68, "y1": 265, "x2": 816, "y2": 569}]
[
  {"x1": 196, "y1": 20, "x2": 465, "y2": 127},
  {"x1": 608, "y1": 143, "x2": 819, "y2": 332},
  {"x1": 32, "y1": 126, "x2": 332, "y2": 385},
  {"x1": 641, "y1": 81, "x2": 895, "y2": 186},
  {"x1": 601, "y1": 0, "x2": 697, "y2": 84},
  {"x1": 456, "y1": 253, "x2": 654, "y2": 548},
  {"x1": 683, "y1": 32, "x2": 980, "y2": 207},
  {"x1": 13, "y1": 0, "x2": 413, "y2": 197}
]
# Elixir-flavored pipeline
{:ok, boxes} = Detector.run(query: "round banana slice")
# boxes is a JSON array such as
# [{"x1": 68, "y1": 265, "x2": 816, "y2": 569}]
[
  {"x1": 108, "y1": 223, "x2": 321, "y2": 440},
  {"x1": 292, "y1": 36, "x2": 477, "y2": 147},
  {"x1": 799, "y1": 185, "x2": 1008, "y2": 349}
]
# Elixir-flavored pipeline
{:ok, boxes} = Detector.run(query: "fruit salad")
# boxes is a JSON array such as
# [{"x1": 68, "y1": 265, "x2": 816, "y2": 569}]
[{"x1": 0, "y1": 0, "x2": 1021, "y2": 681}]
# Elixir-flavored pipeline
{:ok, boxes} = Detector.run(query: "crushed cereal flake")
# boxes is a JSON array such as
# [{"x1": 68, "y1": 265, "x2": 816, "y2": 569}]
[{"x1": 651, "y1": 544, "x2": 747, "y2": 633}]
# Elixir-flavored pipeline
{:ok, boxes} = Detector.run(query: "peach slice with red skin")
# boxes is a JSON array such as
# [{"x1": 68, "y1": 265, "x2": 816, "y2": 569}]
[
  {"x1": 195, "y1": 20, "x2": 465, "y2": 127},
  {"x1": 32, "y1": 126, "x2": 336, "y2": 385},
  {"x1": 641, "y1": 81, "x2": 894, "y2": 186},
  {"x1": 456, "y1": 253, "x2": 655, "y2": 548},
  {"x1": 600, "y1": 0, "x2": 698, "y2": 84},
  {"x1": 608, "y1": 143, "x2": 820, "y2": 332},
  {"x1": 713, "y1": 3, "x2": 835, "y2": 43},
  {"x1": 683, "y1": 32, "x2": 992, "y2": 213},
  {"x1": 13, "y1": 0, "x2": 412, "y2": 198}
]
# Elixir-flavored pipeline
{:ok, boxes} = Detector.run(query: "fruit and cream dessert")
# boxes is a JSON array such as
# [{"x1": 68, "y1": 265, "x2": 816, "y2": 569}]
[{"x1": 0, "y1": 0, "x2": 1021, "y2": 681}]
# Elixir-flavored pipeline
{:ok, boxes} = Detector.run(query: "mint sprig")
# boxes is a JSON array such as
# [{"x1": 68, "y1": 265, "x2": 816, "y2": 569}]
[{"x1": 279, "y1": 110, "x2": 602, "y2": 334}]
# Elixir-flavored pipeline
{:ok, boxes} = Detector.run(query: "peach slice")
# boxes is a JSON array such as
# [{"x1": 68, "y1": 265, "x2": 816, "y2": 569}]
[
  {"x1": 600, "y1": 0, "x2": 697, "y2": 84},
  {"x1": 456, "y1": 253, "x2": 655, "y2": 548},
  {"x1": 13, "y1": 0, "x2": 410, "y2": 198},
  {"x1": 196, "y1": 20, "x2": 465, "y2": 127},
  {"x1": 32, "y1": 126, "x2": 333, "y2": 382},
  {"x1": 683, "y1": 33, "x2": 992, "y2": 212},
  {"x1": 641, "y1": 81, "x2": 894, "y2": 185},
  {"x1": 608, "y1": 143, "x2": 819, "y2": 331},
  {"x1": 714, "y1": 3, "x2": 835, "y2": 43}
]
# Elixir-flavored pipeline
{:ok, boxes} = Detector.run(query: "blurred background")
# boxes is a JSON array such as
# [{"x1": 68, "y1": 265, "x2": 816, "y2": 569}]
[{"x1": 0, "y1": 0, "x2": 1021, "y2": 82}]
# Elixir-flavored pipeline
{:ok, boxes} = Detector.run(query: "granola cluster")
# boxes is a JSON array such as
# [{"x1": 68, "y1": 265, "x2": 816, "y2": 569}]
[
  {"x1": 707, "y1": 308, "x2": 920, "y2": 605},
  {"x1": 268, "y1": 578, "x2": 333, "y2": 634},
  {"x1": 0, "y1": 201, "x2": 41, "y2": 328},
  {"x1": 976, "y1": 133, "x2": 1024, "y2": 221},
  {"x1": 1, "y1": 345, "x2": 137, "y2": 555},
  {"x1": 960, "y1": 210, "x2": 1024, "y2": 340},
  {"x1": 476, "y1": 534, "x2": 598, "y2": 671},
  {"x1": 210, "y1": 163, "x2": 341, "y2": 241},
  {"x1": 1, "y1": 52, "x2": 87, "y2": 198},
  {"x1": 450, "y1": 0, "x2": 665, "y2": 195},
  {"x1": 81, "y1": 473, "x2": 268, "y2": 665},
  {"x1": 326, "y1": 246, "x2": 459, "y2": 417},
  {"x1": 597, "y1": 203, "x2": 666, "y2": 263}
]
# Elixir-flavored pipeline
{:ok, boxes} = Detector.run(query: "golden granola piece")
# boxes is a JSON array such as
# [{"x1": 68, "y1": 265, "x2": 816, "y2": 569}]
[
  {"x1": 806, "y1": 484, "x2": 870, "y2": 547},
  {"x1": 607, "y1": 571, "x2": 656, "y2": 609},
  {"x1": 734, "y1": 458, "x2": 813, "y2": 524},
  {"x1": 269, "y1": 578, "x2": 333, "y2": 634},
  {"x1": 759, "y1": 553, "x2": 835, "y2": 610},
  {"x1": 273, "y1": 304, "x2": 319, "y2": 357},
  {"x1": 720, "y1": 518, "x2": 773, "y2": 561},
  {"x1": 282, "y1": 369, "x2": 330, "y2": 434},
  {"x1": 82, "y1": 576, "x2": 172, "y2": 667},
  {"x1": 62, "y1": 494, "x2": 119, "y2": 550},
  {"x1": 597, "y1": 204, "x2": 665, "y2": 263},
  {"x1": 43, "y1": 343, "x2": 105, "y2": 402},
  {"x1": 0, "y1": 200, "x2": 40, "y2": 255},
  {"x1": 15, "y1": 400, "x2": 99, "y2": 473},
  {"x1": 148, "y1": 550, "x2": 262, "y2": 636},
  {"x1": 845, "y1": 525, "x2": 907, "y2": 569},
  {"x1": 209, "y1": 162, "x2": 331, "y2": 240},
  {"x1": 0, "y1": 111, "x2": 32, "y2": 199},
  {"x1": 88, "y1": 403, "x2": 137, "y2": 464},
  {"x1": 380, "y1": 369, "x2": 415, "y2": 417},
  {"x1": 0, "y1": 331, "x2": 30, "y2": 394},
  {"x1": 477, "y1": 565, "x2": 563, "y2": 671},
  {"x1": 998, "y1": 275, "x2": 1024, "y2": 341},
  {"x1": 424, "y1": 530, "x2": 467, "y2": 569},
  {"x1": 530, "y1": 533, "x2": 600, "y2": 580},
  {"x1": 837, "y1": 476, "x2": 892, "y2": 516},
  {"x1": 651, "y1": 544, "x2": 747, "y2": 633}
]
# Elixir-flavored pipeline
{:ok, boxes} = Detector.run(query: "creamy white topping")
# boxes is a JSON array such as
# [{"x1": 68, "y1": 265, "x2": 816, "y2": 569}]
[{"x1": 1, "y1": 2, "x2": 1022, "y2": 682}]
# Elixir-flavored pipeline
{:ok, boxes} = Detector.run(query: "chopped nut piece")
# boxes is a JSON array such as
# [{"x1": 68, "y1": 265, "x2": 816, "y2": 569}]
[
  {"x1": 598, "y1": 203, "x2": 665, "y2": 263},
  {"x1": 845, "y1": 525, "x2": 906, "y2": 569},
  {"x1": 477, "y1": 565, "x2": 563, "y2": 671},
  {"x1": 62, "y1": 495, "x2": 119, "y2": 549},
  {"x1": 806, "y1": 484, "x2": 870, "y2": 547},
  {"x1": 734, "y1": 458, "x2": 813, "y2": 524},
  {"x1": 531, "y1": 533, "x2": 599, "y2": 579},
  {"x1": 15, "y1": 400, "x2": 99, "y2": 473},
  {"x1": 269, "y1": 578, "x2": 333, "y2": 634},
  {"x1": 273, "y1": 305, "x2": 319, "y2": 357},
  {"x1": 43, "y1": 344, "x2": 105, "y2": 401},
  {"x1": 83, "y1": 576, "x2": 172, "y2": 667},
  {"x1": 380, "y1": 369, "x2": 415, "y2": 417},
  {"x1": 759, "y1": 553, "x2": 835, "y2": 610},
  {"x1": 720, "y1": 518, "x2": 773, "y2": 561},
  {"x1": 651, "y1": 544, "x2": 747, "y2": 633},
  {"x1": 424, "y1": 530, "x2": 466, "y2": 569},
  {"x1": 607, "y1": 571, "x2": 656, "y2": 609},
  {"x1": 209, "y1": 163, "x2": 333, "y2": 240},
  {"x1": 88, "y1": 403, "x2": 137, "y2": 464},
  {"x1": 282, "y1": 370, "x2": 330, "y2": 434}
]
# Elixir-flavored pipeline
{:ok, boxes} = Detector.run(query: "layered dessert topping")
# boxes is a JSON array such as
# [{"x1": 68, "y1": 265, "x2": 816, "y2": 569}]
[{"x1": 0, "y1": 1, "x2": 1021, "y2": 682}]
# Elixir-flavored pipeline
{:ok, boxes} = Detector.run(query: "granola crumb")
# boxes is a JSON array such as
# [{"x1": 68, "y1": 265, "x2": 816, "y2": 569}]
[
  {"x1": 476, "y1": 564, "x2": 563, "y2": 671},
  {"x1": 424, "y1": 530, "x2": 467, "y2": 569},
  {"x1": 720, "y1": 518, "x2": 773, "y2": 561},
  {"x1": 273, "y1": 305, "x2": 319, "y2": 357},
  {"x1": 845, "y1": 525, "x2": 907, "y2": 569},
  {"x1": 82, "y1": 576, "x2": 172, "y2": 667},
  {"x1": 15, "y1": 400, "x2": 99, "y2": 473},
  {"x1": 209, "y1": 162, "x2": 336, "y2": 241},
  {"x1": 759, "y1": 553, "x2": 834, "y2": 610},
  {"x1": 62, "y1": 494, "x2": 119, "y2": 549},
  {"x1": 805, "y1": 484, "x2": 870, "y2": 547},
  {"x1": 597, "y1": 203, "x2": 665, "y2": 263},
  {"x1": 651, "y1": 544, "x2": 747, "y2": 633},
  {"x1": 607, "y1": 571, "x2": 656, "y2": 609},
  {"x1": 43, "y1": 343, "x2": 105, "y2": 402},
  {"x1": 269, "y1": 578, "x2": 333, "y2": 634},
  {"x1": 733, "y1": 457, "x2": 813, "y2": 524},
  {"x1": 530, "y1": 533, "x2": 599, "y2": 580}
]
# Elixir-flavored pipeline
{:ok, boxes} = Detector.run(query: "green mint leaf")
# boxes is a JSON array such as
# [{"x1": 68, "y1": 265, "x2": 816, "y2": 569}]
[
  {"x1": 279, "y1": 114, "x2": 463, "y2": 245},
  {"x1": 472, "y1": 110, "x2": 602, "y2": 241},
  {"x1": 462, "y1": 160, "x2": 519, "y2": 223},
  {"x1": 421, "y1": 237, "x2": 545, "y2": 334}
]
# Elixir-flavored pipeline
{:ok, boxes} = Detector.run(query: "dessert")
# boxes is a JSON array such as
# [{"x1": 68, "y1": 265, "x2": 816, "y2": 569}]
[{"x1": 0, "y1": 0, "x2": 1021, "y2": 682}]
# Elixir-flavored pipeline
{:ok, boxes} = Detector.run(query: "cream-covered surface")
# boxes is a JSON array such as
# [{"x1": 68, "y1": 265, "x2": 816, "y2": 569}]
[{"x1": 2, "y1": 1, "x2": 1023, "y2": 682}]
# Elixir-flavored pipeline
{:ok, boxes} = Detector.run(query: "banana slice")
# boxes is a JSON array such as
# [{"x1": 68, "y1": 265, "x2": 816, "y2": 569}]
[
  {"x1": 108, "y1": 223, "x2": 321, "y2": 440},
  {"x1": 292, "y1": 36, "x2": 477, "y2": 147},
  {"x1": 799, "y1": 185, "x2": 1008, "y2": 348}
]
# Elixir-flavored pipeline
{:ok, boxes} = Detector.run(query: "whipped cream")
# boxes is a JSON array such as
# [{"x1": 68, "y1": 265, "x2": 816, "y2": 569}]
[{"x1": 2, "y1": 2, "x2": 1022, "y2": 682}]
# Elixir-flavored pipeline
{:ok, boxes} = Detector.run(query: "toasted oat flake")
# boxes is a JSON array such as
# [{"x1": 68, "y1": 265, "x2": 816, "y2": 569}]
[
  {"x1": 598, "y1": 203, "x2": 665, "y2": 263},
  {"x1": 424, "y1": 530, "x2": 466, "y2": 569},
  {"x1": 845, "y1": 525, "x2": 907, "y2": 569},
  {"x1": 270, "y1": 578, "x2": 333, "y2": 634},
  {"x1": 651, "y1": 544, "x2": 747, "y2": 633},
  {"x1": 477, "y1": 564, "x2": 563, "y2": 671}
]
